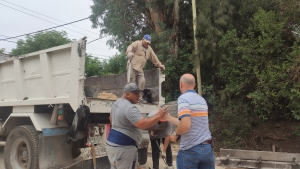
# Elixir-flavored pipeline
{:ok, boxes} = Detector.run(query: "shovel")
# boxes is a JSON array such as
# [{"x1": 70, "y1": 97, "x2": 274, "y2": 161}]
[
  {"x1": 154, "y1": 139, "x2": 174, "y2": 169},
  {"x1": 127, "y1": 57, "x2": 133, "y2": 84}
]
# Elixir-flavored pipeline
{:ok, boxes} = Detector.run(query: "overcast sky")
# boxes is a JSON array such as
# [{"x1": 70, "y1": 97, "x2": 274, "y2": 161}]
[{"x1": 0, "y1": 0, "x2": 118, "y2": 60}]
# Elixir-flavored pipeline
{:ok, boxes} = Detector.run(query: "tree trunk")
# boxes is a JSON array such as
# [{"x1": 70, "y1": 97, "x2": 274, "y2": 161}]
[
  {"x1": 145, "y1": 0, "x2": 164, "y2": 34},
  {"x1": 192, "y1": 0, "x2": 202, "y2": 95}
]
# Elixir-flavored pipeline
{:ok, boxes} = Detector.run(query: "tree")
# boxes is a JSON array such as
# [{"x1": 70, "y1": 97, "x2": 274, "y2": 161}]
[
  {"x1": 191, "y1": 0, "x2": 233, "y2": 95},
  {"x1": 0, "y1": 48, "x2": 4, "y2": 54},
  {"x1": 11, "y1": 30, "x2": 71, "y2": 56},
  {"x1": 102, "y1": 53, "x2": 127, "y2": 74},
  {"x1": 211, "y1": 3, "x2": 300, "y2": 149},
  {"x1": 192, "y1": 0, "x2": 201, "y2": 95},
  {"x1": 90, "y1": 0, "x2": 187, "y2": 58},
  {"x1": 85, "y1": 55, "x2": 106, "y2": 77},
  {"x1": 90, "y1": 0, "x2": 195, "y2": 101}
]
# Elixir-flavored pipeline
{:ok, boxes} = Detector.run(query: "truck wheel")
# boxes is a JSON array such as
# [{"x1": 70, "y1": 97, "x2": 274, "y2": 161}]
[{"x1": 4, "y1": 125, "x2": 39, "y2": 169}]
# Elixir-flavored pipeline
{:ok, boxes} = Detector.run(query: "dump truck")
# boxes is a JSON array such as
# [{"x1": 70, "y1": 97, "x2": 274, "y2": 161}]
[{"x1": 0, "y1": 37, "x2": 166, "y2": 169}]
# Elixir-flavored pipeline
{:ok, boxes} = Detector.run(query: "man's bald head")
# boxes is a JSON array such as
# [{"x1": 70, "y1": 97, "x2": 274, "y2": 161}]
[
  {"x1": 180, "y1": 74, "x2": 195, "y2": 85},
  {"x1": 179, "y1": 74, "x2": 196, "y2": 93}
]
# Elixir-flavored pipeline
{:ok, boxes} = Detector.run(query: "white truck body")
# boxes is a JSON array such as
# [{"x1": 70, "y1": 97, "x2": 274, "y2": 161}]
[{"x1": 0, "y1": 38, "x2": 165, "y2": 169}]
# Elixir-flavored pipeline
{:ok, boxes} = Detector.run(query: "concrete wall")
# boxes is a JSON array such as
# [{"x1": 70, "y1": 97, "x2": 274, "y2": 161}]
[{"x1": 84, "y1": 69, "x2": 161, "y2": 103}]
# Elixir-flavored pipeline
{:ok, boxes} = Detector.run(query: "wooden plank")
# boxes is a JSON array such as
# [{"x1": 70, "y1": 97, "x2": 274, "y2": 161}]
[{"x1": 220, "y1": 148, "x2": 300, "y2": 163}]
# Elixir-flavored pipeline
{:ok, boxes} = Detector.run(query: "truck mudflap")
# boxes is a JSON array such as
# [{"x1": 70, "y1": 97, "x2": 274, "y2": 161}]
[
  {"x1": 39, "y1": 134, "x2": 74, "y2": 169},
  {"x1": 218, "y1": 148, "x2": 300, "y2": 169}
]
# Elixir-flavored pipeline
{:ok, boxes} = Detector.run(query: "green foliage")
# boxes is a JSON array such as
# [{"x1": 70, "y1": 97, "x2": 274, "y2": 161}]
[
  {"x1": 102, "y1": 53, "x2": 127, "y2": 74},
  {"x1": 218, "y1": 8, "x2": 300, "y2": 123},
  {"x1": 11, "y1": 31, "x2": 71, "y2": 56},
  {"x1": 85, "y1": 55, "x2": 106, "y2": 77},
  {"x1": 85, "y1": 53, "x2": 128, "y2": 77},
  {"x1": 0, "y1": 48, "x2": 4, "y2": 53},
  {"x1": 196, "y1": 0, "x2": 233, "y2": 64},
  {"x1": 163, "y1": 48, "x2": 194, "y2": 102},
  {"x1": 89, "y1": 0, "x2": 300, "y2": 150},
  {"x1": 90, "y1": 0, "x2": 151, "y2": 51},
  {"x1": 293, "y1": 126, "x2": 300, "y2": 137}
]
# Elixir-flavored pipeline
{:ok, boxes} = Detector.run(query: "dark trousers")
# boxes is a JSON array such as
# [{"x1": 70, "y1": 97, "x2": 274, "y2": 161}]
[{"x1": 150, "y1": 137, "x2": 173, "y2": 169}]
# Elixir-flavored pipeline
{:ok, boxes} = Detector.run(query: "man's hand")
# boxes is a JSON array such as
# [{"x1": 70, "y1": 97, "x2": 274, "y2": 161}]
[
  {"x1": 157, "y1": 107, "x2": 168, "y2": 119},
  {"x1": 160, "y1": 65, "x2": 165, "y2": 70},
  {"x1": 127, "y1": 54, "x2": 134, "y2": 60},
  {"x1": 170, "y1": 134, "x2": 178, "y2": 143},
  {"x1": 161, "y1": 151, "x2": 166, "y2": 158}
]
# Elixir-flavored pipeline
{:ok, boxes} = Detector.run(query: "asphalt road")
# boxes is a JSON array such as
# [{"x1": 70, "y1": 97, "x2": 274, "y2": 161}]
[{"x1": 0, "y1": 146, "x2": 226, "y2": 169}]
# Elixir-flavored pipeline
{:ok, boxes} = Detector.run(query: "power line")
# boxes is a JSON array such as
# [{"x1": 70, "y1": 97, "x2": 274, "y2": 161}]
[
  {"x1": 87, "y1": 38, "x2": 102, "y2": 44},
  {"x1": 0, "y1": 34, "x2": 22, "y2": 41},
  {"x1": 0, "y1": 17, "x2": 90, "y2": 41},
  {"x1": 0, "y1": 2, "x2": 105, "y2": 43},
  {"x1": 0, "y1": 40, "x2": 17, "y2": 43},
  {"x1": 1, "y1": 0, "x2": 100, "y2": 36}
]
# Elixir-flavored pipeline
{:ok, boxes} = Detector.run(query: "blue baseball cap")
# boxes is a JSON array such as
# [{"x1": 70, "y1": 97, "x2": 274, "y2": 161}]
[{"x1": 143, "y1": 34, "x2": 151, "y2": 44}]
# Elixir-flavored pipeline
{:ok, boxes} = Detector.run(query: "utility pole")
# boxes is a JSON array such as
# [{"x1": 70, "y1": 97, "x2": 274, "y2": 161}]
[
  {"x1": 192, "y1": 0, "x2": 202, "y2": 95},
  {"x1": 173, "y1": 0, "x2": 179, "y2": 58}
]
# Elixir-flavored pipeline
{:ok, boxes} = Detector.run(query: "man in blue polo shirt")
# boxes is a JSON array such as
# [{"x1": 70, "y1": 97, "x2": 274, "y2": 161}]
[
  {"x1": 167, "y1": 73, "x2": 215, "y2": 169},
  {"x1": 106, "y1": 83, "x2": 168, "y2": 169}
]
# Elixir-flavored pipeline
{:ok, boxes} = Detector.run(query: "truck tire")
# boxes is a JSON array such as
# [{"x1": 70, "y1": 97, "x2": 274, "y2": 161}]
[{"x1": 4, "y1": 125, "x2": 39, "y2": 169}]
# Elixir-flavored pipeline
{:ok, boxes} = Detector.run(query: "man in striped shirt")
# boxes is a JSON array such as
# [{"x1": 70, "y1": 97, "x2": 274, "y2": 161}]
[{"x1": 167, "y1": 73, "x2": 215, "y2": 169}]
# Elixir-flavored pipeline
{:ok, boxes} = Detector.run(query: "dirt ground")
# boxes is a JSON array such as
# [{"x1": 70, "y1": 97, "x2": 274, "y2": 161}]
[
  {"x1": 146, "y1": 143, "x2": 242, "y2": 169},
  {"x1": 240, "y1": 121, "x2": 300, "y2": 153}
]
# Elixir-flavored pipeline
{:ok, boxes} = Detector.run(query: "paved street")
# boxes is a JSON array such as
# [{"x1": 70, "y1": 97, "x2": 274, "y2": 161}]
[
  {"x1": 142, "y1": 155, "x2": 227, "y2": 169},
  {"x1": 0, "y1": 146, "x2": 228, "y2": 169}
]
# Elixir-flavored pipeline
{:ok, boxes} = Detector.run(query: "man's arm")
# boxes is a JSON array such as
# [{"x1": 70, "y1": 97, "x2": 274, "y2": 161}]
[
  {"x1": 148, "y1": 48, "x2": 164, "y2": 69},
  {"x1": 165, "y1": 115, "x2": 180, "y2": 126},
  {"x1": 170, "y1": 134, "x2": 178, "y2": 142},
  {"x1": 134, "y1": 108, "x2": 167, "y2": 130},
  {"x1": 109, "y1": 115, "x2": 112, "y2": 125},
  {"x1": 126, "y1": 41, "x2": 138, "y2": 59},
  {"x1": 175, "y1": 116, "x2": 191, "y2": 135},
  {"x1": 134, "y1": 114, "x2": 161, "y2": 130},
  {"x1": 163, "y1": 135, "x2": 170, "y2": 152}
]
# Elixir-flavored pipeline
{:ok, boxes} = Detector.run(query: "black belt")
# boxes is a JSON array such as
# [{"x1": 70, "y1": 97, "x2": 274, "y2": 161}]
[{"x1": 200, "y1": 140, "x2": 211, "y2": 145}]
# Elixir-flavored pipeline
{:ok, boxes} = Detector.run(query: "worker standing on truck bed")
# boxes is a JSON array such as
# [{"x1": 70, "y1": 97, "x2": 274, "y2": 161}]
[
  {"x1": 126, "y1": 34, "x2": 165, "y2": 102},
  {"x1": 147, "y1": 110, "x2": 173, "y2": 169},
  {"x1": 106, "y1": 83, "x2": 168, "y2": 169}
]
